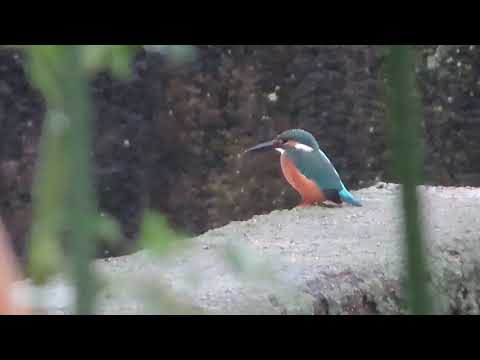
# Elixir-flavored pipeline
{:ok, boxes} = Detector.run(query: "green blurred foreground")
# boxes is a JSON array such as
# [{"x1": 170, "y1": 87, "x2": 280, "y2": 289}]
[
  {"x1": 385, "y1": 45, "x2": 432, "y2": 314},
  {"x1": 24, "y1": 45, "x2": 193, "y2": 314}
]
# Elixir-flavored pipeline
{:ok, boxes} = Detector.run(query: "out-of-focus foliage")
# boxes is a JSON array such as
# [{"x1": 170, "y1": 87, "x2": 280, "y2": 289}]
[
  {"x1": 139, "y1": 210, "x2": 189, "y2": 257},
  {"x1": 22, "y1": 45, "x2": 195, "y2": 314},
  {"x1": 82, "y1": 45, "x2": 143, "y2": 78},
  {"x1": 222, "y1": 240, "x2": 275, "y2": 281},
  {"x1": 384, "y1": 45, "x2": 432, "y2": 315},
  {"x1": 95, "y1": 213, "x2": 123, "y2": 247},
  {"x1": 24, "y1": 45, "x2": 144, "y2": 313}
]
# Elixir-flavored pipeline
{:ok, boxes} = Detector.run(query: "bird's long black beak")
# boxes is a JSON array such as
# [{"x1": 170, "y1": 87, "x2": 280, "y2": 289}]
[{"x1": 244, "y1": 140, "x2": 278, "y2": 154}]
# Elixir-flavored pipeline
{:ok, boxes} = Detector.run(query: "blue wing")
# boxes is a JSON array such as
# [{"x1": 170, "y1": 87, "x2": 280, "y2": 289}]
[
  {"x1": 285, "y1": 147, "x2": 344, "y2": 191},
  {"x1": 284, "y1": 147, "x2": 362, "y2": 206}
]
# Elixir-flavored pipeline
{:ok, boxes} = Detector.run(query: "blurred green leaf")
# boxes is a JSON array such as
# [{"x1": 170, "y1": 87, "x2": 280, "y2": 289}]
[
  {"x1": 27, "y1": 107, "x2": 71, "y2": 284},
  {"x1": 24, "y1": 44, "x2": 195, "y2": 314},
  {"x1": 95, "y1": 213, "x2": 123, "y2": 246},
  {"x1": 222, "y1": 240, "x2": 274, "y2": 281},
  {"x1": 139, "y1": 210, "x2": 188, "y2": 256},
  {"x1": 26, "y1": 45, "x2": 99, "y2": 313},
  {"x1": 81, "y1": 45, "x2": 142, "y2": 78},
  {"x1": 385, "y1": 45, "x2": 431, "y2": 314},
  {"x1": 28, "y1": 229, "x2": 65, "y2": 284},
  {"x1": 27, "y1": 46, "x2": 68, "y2": 105}
]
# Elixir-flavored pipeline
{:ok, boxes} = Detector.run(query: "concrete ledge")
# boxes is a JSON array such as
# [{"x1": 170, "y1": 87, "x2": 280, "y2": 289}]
[{"x1": 23, "y1": 183, "x2": 480, "y2": 314}]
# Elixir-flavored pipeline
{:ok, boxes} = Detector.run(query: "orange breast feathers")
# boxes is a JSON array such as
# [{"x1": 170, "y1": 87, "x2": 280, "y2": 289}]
[{"x1": 280, "y1": 152, "x2": 326, "y2": 205}]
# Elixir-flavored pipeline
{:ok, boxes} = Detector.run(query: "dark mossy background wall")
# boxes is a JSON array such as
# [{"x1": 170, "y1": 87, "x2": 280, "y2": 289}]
[{"x1": 0, "y1": 45, "x2": 477, "y2": 259}]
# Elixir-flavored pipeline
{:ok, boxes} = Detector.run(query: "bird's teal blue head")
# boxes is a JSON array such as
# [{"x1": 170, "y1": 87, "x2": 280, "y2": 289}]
[
  {"x1": 244, "y1": 128, "x2": 320, "y2": 154},
  {"x1": 277, "y1": 129, "x2": 320, "y2": 151}
]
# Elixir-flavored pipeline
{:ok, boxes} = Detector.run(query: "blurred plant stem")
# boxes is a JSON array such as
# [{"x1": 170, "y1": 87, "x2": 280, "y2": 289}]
[
  {"x1": 385, "y1": 45, "x2": 432, "y2": 314},
  {"x1": 27, "y1": 46, "x2": 97, "y2": 314}
]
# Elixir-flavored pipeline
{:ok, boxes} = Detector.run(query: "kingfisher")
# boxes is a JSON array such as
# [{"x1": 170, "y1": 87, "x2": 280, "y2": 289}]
[{"x1": 244, "y1": 129, "x2": 362, "y2": 208}]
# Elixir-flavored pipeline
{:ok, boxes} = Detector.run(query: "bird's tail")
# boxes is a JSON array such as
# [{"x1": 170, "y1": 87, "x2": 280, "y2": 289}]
[{"x1": 339, "y1": 188, "x2": 362, "y2": 207}]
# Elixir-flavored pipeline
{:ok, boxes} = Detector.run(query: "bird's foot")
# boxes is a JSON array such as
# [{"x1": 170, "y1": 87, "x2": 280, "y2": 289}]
[
  {"x1": 296, "y1": 200, "x2": 341, "y2": 209},
  {"x1": 318, "y1": 202, "x2": 340, "y2": 208},
  {"x1": 296, "y1": 202, "x2": 312, "y2": 209}
]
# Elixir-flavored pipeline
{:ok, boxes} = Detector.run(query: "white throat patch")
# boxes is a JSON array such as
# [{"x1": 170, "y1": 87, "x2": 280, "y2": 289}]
[{"x1": 294, "y1": 143, "x2": 314, "y2": 152}]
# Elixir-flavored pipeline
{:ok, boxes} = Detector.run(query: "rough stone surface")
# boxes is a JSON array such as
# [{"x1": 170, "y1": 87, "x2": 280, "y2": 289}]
[{"x1": 22, "y1": 184, "x2": 480, "y2": 315}]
